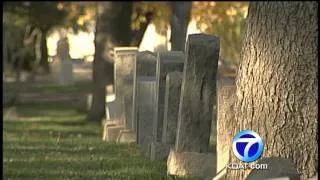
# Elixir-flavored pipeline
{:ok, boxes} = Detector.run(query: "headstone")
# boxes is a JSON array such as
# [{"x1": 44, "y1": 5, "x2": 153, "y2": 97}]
[
  {"x1": 136, "y1": 76, "x2": 157, "y2": 156},
  {"x1": 132, "y1": 51, "x2": 157, "y2": 132},
  {"x1": 113, "y1": 47, "x2": 138, "y2": 129},
  {"x1": 167, "y1": 34, "x2": 219, "y2": 179},
  {"x1": 153, "y1": 52, "x2": 185, "y2": 142},
  {"x1": 175, "y1": 34, "x2": 219, "y2": 153},
  {"x1": 56, "y1": 37, "x2": 74, "y2": 85},
  {"x1": 216, "y1": 76, "x2": 236, "y2": 173},
  {"x1": 167, "y1": 150, "x2": 215, "y2": 180},
  {"x1": 162, "y1": 72, "x2": 183, "y2": 146},
  {"x1": 105, "y1": 97, "x2": 117, "y2": 120},
  {"x1": 246, "y1": 157, "x2": 300, "y2": 180},
  {"x1": 151, "y1": 72, "x2": 182, "y2": 160}
]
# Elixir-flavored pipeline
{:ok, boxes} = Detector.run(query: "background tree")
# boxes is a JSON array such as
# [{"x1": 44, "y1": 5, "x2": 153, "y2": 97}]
[
  {"x1": 3, "y1": 2, "x2": 96, "y2": 74},
  {"x1": 192, "y1": 2, "x2": 248, "y2": 66},
  {"x1": 3, "y1": 2, "x2": 68, "y2": 73},
  {"x1": 87, "y1": 2, "x2": 171, "y2": 122},
  {"x1": 227, "y1": 2, "x2": 318, "y2": 179},
  {"x1": 132, "y1": 2, "x2": 171, "y2": 42},
  {"x1": 86, "y1": 2, "x2": 134, "y2": 122},
  {"x1": 170, "y1": 1, "x2": 192, "y2": 51}
]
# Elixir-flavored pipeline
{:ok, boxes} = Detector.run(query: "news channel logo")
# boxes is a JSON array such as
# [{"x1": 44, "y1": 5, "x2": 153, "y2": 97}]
[{"x1": 232, "y1": 130, "x2": 264, "y2": 163}]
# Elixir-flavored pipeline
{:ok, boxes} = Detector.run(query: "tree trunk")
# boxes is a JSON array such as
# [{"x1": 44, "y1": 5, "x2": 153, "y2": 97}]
[
  {"x1": 86, "y1": 2, "x2": 133, "y2": 122},
  {"x1": 40, "y1": 29, "x2": 50, "y2": 73},
  {"x1": 227, "y1": 2, "x2": 318, "y2": 179},
  {"x1": 170, "y1": 1, "x2": 192, "y2": 51}
]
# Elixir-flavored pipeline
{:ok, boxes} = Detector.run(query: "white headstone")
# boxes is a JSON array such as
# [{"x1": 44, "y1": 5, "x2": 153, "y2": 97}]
[{"x1": 56, "y1": 37, "x2": 74, "y2": 85}]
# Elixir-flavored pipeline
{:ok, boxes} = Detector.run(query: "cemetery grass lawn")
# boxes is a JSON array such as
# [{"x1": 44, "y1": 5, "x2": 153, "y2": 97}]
[
  {"x1": 4, "y1": 81, "x2": 92, "y2": 94},
  {"x1": 3, "y1": 101, "x2": 186, "y2": 180}
]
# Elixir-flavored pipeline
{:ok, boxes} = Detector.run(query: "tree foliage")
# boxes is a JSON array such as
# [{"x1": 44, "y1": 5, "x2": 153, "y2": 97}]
[
  {"x1": 132, "y1": 2, "x2": 171, "y2": 35},
  {"x1": 192, "y1": 2, "x2": 249, "y2": 66}
]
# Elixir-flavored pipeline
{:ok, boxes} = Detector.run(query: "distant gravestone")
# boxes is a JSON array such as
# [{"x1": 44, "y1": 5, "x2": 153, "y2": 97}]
[
  {"x1": 216, "y1": 76, "x2": 236, "y2": 173},
  {"x1": 136, "y1": 76, "x2": 157, "y2": 156},
  {"x1": 56, "y1": 37, "x2": 74, "y2": 85},
  {"x1": 132, "y1": 51, "x2": 157, "y2": 132},
  {"x1": 150, "y1": 71, "x2": 183, "y2": 161},
  {"x1": 153, "y1": 51, "x2": 185, "y2": 142},
  {"x1": 162, "y1": 72, "x2": 183, "y2": 146},
  {"x1": 132, "y1": 51, "x2": 157, "y2": 156},
  {"x1": 113, "y1": 47, "x2": 138, "y2": 128},
  {"x1": 175, "y1": 34, "x2": 219, "y2": 153}
]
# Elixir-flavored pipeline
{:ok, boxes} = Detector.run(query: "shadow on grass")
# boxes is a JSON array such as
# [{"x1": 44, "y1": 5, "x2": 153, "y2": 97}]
[{"x1": 3, "y1": 83, "x2": 196, "y2": 180}]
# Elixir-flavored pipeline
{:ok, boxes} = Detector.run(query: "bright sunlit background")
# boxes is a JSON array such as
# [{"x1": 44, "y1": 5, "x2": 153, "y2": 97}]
[{"x1": 47, "y1": 19, "x2": 201, "y2": 62}]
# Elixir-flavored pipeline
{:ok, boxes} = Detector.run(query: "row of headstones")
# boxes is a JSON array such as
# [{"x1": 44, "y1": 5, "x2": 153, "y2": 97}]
[
  {"x1": 102, "y1": 33, "x2": 314, "y2": 180},
  {"x1": 102, "y1": 34, "x2": 219, "y2": 179}
]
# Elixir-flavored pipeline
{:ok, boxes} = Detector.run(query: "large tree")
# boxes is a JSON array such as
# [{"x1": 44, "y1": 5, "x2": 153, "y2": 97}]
[
  {"x1": 86, "y1": 2, "x2": 134, "y2": 122},
  {"x1": 227, "y1": 2, "x2": 318, "y2": 179},
  {"x1": 170, "y1": 1, "x2": 192, "y2": 51},
  {"x1": 86, "y1": 2, "x2": 160, "y2": 122},
  {"x1": 3, "y1": 2, "x2": 68, "y2": 73}
]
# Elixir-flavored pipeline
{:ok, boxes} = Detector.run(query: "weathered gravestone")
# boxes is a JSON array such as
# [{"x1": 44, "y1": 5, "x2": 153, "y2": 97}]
[
  {"x1": 162, "y1": 72, "x2": 183, "y2": 146},
  {"x1": 136, "y1": 76, "x2": 157, "y2": 156},
  {"x1": 150, "y1": 71, "x2": 183, "y2": 161},
  {"x1": 175, "y1": 34, "x2": 219, "y2": 152},
  {"x1": 104, "y1": 47, "x2": 138, "y2": 143},
  {"x1": 113, "y1": 47, "x2": 138, "y2": 128},
  {"x1": 167, "y1": 34, "x2": 219, "y2": 179},
  {"x1": 131, "y1": 51, "x2": 157, "y2": 156},
  {"x1": 216, "y1": 76, "x2": 236, "y2": 174},
  {"x1": 132, "y1": 51, "x2": 157, "y2": 131},
  {"x1": 153, "y1": 52, "x2": 185, "y2": 142}
]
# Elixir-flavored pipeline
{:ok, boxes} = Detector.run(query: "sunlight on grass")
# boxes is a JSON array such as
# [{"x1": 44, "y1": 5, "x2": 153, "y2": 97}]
[
  {"x1": 3, "y1": 82, "x2": 197, "y2": 180},
  {"x1": 3, "y1": 100, "x2": 174, "y2": 179}
]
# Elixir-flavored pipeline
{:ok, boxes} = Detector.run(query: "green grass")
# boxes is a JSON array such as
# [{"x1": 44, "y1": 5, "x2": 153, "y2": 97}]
[
  {"x1": 3, "y1": 82, "x2": 197, "y2": 180},
  {"x1": 4, "y1": 81, "x2": 92, "y2": 94},
  {"x1": 3, "y1": 101, "x2": 174, "y2": 180}
]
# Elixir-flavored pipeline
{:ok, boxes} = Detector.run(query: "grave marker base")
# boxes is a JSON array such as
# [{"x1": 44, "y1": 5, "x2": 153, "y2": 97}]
[
  {"x1": 116, "y1": 129, "x2": 136, "y2": 144},
  {"x1": 167, "y1": 149, "x2": 216, "y2": 180},
  {"x1": 102, "y1": 120, "x2": 125, "y2": 142},
  {"x1": 150, "y1": 142, "x2": 170, "y2": 161}
]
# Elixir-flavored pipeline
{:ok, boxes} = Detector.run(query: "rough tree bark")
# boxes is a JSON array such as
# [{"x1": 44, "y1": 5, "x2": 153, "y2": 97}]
[
  {"x1": 86, "y1": 2, "x2": 133, "y2": 122},
  {"x1": 227, "y1": 2, "x2": 318, "y2": 179},
  {"x1": 170, "y1": 1, "x2": 192, "y2": 51}
]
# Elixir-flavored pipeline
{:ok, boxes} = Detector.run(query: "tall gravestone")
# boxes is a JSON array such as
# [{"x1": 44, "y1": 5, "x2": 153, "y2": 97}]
[
  {"x1": 113, "y1": 47, "x2": 138, "y2": 129},
  {"x1": 150, "y1": 71, "x2": 183, "y2": 161},
  {"x1": 153, "y1": 52, "x2": 185, "y2": 142},
  {"x1": 167, "y1": 34, "x2": 219, "y2": 179},
  {"x1": 132, "y1": 51, "x2": 157, "y2": 155},
  {"x1": 175, "y1": 34, "x2": 219, "y2": 152},
  {"x1": 136, "y1": 76, "x2": 157, "y2": 156},
  {"x1": 216, "y1": 76, "x2": 236, "y2": 176},
  {"x1": 162, "y1": 72, "x2": 183, "y2": 146}
]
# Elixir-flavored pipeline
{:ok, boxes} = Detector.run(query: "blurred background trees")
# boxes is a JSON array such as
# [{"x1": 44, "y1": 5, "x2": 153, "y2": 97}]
[
  {"x1": 3, "y1": 1, "x2": 249, "y2": 121},
  {"x1": 192, "y1": 2, "x2": 249, "y2": 67},
  {"x1": 3, "y1": 1, "x2": 248, "y2": 74},
  {"x1": 3, "y1": 2, "x2": 95, "y2": 74}
]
